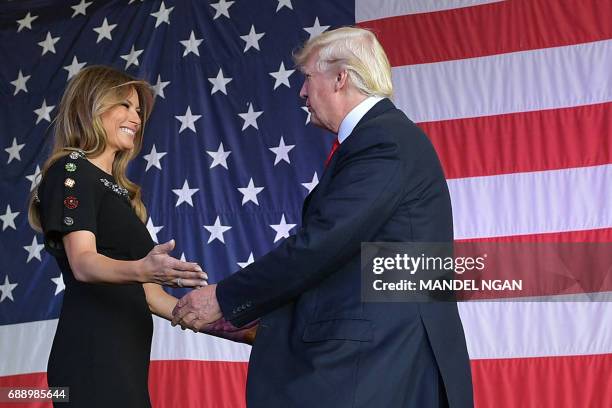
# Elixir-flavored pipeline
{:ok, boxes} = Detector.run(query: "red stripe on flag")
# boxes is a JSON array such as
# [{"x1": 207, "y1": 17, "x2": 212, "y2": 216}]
[
  {"x1": 0, "y1": 362, "x2": 248, "y2": 407},
  {"x1": 450, "y1": 241, "x2": 611, "y2": 301},
  {"x1": 358, "y1": 0, "x2": 612, "y2": 66},
  {"x1": 420, "y1": 103, "x2": 612, "y2": 180},
  {"x1": 0, "y1": 373, "x2": 51, "y2": 408},
  {"x1": 149, "y1": 360, "x2": 248, "y2": 408},
  {"x1": 457, "y1": 227, "x2": 612, "y2": 243},
  {"x1": 471, "y1": 354, "x2": 612, "y2": 408},
  {"x1": 4, "y1": 355, "x2": 612, "y2": 407}
]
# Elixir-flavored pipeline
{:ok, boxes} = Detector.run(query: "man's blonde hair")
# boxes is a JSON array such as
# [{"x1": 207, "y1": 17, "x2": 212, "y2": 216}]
[{"x1": 294, "y1": 26, "x2": 393, "y2": 98}]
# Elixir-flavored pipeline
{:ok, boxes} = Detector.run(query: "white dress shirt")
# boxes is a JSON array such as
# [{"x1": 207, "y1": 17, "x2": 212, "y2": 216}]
[{"x1": 337, "y1": 96, "x2": 384, "y2": 144}]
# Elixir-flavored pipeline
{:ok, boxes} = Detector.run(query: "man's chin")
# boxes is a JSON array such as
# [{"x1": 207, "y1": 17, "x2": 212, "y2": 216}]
[{"x1": 309, "y1": 117, "x2": 324, "y2": 129}]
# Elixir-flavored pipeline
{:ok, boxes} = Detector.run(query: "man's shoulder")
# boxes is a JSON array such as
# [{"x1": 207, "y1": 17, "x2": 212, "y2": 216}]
[
  {"x1": 353, "y1": 105, "x2": 426, "y2": 146},
  {"x1": 354, "y1": 98, "x2": 415, "y2": 131},
  {"x1": 344, "y1": 102, "x2": 442, "y2": 171}
]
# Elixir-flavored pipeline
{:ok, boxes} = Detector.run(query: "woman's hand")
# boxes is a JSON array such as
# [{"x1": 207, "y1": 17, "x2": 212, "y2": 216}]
[{"x1": 139, "y1": 240, "x2": 207, "y2": 287}]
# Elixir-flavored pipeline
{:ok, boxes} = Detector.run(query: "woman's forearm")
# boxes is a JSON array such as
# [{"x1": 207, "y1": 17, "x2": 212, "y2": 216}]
[
  {"x1": 144, "y1": 283, "x2": 178, "y2": 320},
  {"x1": 62, "y1": 231, "x2": 206, "y2": 286},
  {"x1": 68, "y1": 250, "x2": 146, "y2": 284}
]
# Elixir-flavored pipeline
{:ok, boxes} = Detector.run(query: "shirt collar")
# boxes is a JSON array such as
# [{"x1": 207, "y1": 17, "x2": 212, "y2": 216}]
[{"x1": 337, "y1": 96, "x2": 384, "y2": 144}]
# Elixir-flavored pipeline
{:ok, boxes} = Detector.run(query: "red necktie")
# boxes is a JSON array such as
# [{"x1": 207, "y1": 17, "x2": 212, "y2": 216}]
[{"x1": 325, "y1": 139, "x2": 340, "y2": 167}]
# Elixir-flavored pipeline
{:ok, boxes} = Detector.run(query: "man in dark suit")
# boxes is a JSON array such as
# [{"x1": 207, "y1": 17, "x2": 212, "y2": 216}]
[{"x1": 173, "y1": 27, "x2": 473, "y2": 407}]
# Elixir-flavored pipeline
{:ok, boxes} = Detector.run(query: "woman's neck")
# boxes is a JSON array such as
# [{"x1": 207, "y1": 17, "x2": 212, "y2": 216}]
[{"x1": 88, "y1": 149, "x2": 116, "y2": 175}]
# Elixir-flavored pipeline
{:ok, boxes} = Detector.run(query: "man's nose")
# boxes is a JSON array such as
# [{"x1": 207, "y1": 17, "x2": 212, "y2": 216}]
[{"x1": 299, "y1": 81, "x2": 307, "y2": 99}]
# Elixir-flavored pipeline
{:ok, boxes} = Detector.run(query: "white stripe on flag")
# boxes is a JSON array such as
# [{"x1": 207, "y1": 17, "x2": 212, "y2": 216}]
[
  {"x1": 0, "y1": 320, "x2": 57, "y2": 376},
  {"x1": 0, "y1": 318, "x2": 251, "y2": 377},
  {"x1": 7, "y1": 302, "x2": 610, "y2": 377},
  {"x1": 392, "y1": 39, "x2": 612, "y2": 122},
  {"x1": 355, "y1": 0, "x2": 505, "y2": 22},
  {"x1": 458, "y1": 301, "x2": 612, "y2": 359},
  {"x1": 150, "y1": 316, "x2": 251, "y2": 361},
  {"x1": 448, "y1": 164, "x2": 612, "y2": 240}
]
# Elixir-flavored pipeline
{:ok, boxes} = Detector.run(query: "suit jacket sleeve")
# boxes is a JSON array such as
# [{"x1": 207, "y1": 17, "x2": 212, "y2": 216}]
[{"x1": 217, "y1": 126, "x2": 420, "y2": 327}]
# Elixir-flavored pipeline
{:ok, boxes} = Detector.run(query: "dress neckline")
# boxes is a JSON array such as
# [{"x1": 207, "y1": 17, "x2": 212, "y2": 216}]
[{"x1": 83, "y1": 158, "x2": 115, "y2": 179}]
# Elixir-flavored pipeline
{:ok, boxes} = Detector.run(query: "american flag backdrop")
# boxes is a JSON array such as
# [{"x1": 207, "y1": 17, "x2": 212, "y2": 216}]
[{"x1": 0, "y1": 0, "x2": 611, "y2": 407}]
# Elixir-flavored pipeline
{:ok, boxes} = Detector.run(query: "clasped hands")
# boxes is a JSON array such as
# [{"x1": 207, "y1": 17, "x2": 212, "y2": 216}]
[
  {"x1": 142, "y1": 239, "x2": 256, "y2": 343},
  {"x1": 142, "y1": 240, "x2": 230, "y2": 331},
  {"x1": 171, "y1": 285, "x2": 258, "y2": 344},
  {"x1": 171, "y1": 284, "x2": 222, "y2": 331}
]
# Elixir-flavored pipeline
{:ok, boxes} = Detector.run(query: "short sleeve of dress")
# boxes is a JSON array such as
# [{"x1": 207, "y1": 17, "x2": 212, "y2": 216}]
[{"x1": 38, "y1": 151, "x2": 102, "y2": 254}]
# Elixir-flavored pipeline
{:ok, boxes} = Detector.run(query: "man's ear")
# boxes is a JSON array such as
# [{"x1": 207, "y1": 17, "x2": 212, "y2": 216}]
[{"x1": 334, "y1": 69, "x2": 348, "y2": 91}]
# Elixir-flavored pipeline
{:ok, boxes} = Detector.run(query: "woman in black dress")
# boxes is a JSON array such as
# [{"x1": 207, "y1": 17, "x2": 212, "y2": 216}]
[{"x1": 27, "y1": 66, "x2": 207, "y2": 407}]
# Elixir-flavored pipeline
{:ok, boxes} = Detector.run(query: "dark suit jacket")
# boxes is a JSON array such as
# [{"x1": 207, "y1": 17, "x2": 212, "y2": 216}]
[{"x1": 217, "y1": 99, "x2": 473, "y2": 407}]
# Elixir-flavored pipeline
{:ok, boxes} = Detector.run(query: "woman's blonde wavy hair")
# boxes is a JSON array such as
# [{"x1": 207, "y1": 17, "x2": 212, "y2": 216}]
[{"x1": 28, "y1": 65, "x2": 154, "y2": 232}]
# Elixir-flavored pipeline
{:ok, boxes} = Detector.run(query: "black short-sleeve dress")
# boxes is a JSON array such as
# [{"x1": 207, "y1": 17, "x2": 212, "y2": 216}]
[{"x1": 38, "y1": 151, "x2": 155, "y2": 407}]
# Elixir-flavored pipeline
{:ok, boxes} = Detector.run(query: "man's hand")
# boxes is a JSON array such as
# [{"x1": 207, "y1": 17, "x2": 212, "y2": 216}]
[{"x1": 172, "y1": 284, "x2": 222, "y2": 331}]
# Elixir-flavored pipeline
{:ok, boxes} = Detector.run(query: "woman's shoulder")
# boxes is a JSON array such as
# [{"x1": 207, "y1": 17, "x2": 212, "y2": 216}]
[{"x1": 40, "y1": 151, "x2": 103, "y2": 193}]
